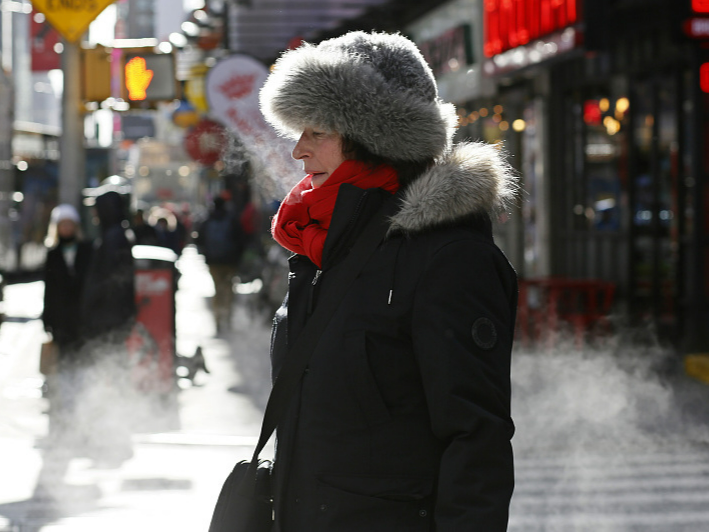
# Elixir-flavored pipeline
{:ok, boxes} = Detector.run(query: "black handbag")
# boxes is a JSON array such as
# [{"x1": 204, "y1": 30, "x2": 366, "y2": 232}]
[
  {"x1": 207, "y1": 195, "x2": 398, "y2": 532},
  {"x1": 208, "y1": 459, "x2": 273, "y2": 532}
]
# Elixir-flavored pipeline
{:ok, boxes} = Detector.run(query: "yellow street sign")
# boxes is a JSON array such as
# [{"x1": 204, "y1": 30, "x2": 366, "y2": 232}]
[{"x1": 30, "y1": 0, "x2": 116, "y2": 43}]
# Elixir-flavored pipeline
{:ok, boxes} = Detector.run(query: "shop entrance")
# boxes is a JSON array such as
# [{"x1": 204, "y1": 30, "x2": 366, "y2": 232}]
[
  {"x1": 552, "y1": 66, "x2": 684, "y2": 342},
  {"x1": 627, "y1": 74, "x2": 682, "y2": 339}
]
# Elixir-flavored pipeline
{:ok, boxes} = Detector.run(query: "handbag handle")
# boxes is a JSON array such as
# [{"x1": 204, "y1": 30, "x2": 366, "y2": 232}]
[{"x1": 247, "y1": 193, "x2": 398, "y2": 467}]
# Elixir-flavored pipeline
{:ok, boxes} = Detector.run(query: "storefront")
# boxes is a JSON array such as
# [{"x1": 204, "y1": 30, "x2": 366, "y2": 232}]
[
  {"x1": 482, "y1": 0, "x2": 709, "y2": 350},
  {"x1": 406, "y1": 0, "x2": 525, "y2": 265}
]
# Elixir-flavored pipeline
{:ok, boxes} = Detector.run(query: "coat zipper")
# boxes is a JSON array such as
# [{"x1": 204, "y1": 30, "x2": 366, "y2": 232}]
[
  {"x1": 308, "y1": 189, "x2": 370, "y2": 315},
  {"x1": 307, "y1": 269, "x2": 322, "y2": 315}
]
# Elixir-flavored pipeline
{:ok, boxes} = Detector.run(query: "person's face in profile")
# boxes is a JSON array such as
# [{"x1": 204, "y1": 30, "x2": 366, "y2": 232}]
[{"x1": 292, "y1": 128, "x2": 346, "y2": 188}]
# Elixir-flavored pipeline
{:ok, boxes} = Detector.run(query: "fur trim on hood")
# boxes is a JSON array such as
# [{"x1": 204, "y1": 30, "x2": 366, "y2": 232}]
[
  {"x1": 259, "y1": 31, "x2": 458, "y2": 163},
  {"x1": 389, "y1": 142, "x2": 518, "y2": 235}
]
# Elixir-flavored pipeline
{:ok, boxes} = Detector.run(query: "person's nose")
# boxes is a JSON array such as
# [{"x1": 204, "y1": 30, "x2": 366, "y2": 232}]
[{"x1": 292, "y1": 134, "x2": 309, "y2": 160}]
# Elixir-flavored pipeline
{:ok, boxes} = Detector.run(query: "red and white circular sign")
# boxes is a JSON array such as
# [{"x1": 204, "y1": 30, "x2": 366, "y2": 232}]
[
  {"x1": 205, "y1": 54, "x2": 270, "y2": 137},
  {"x1": 184, "y1": 118, "x2": 227, "y2": 166}
]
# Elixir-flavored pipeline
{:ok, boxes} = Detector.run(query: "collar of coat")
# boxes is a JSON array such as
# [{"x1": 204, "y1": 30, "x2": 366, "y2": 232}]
[{"x1": 388, "y1": 141, "x2": 518, "y2": 235}]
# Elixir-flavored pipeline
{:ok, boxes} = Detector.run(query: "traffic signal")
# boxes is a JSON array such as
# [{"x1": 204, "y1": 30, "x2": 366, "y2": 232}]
[
  {"x1": 81, "y1": 44, "x2": 112, "y2": 103},
  {"x1": 121, "y1": 49, "x2": 179, "y2": 105}
]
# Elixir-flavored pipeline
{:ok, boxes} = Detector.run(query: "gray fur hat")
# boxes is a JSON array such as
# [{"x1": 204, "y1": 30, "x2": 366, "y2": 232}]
[{"x1": 259, "y1": 31, "x2": 458, "y2": 163}]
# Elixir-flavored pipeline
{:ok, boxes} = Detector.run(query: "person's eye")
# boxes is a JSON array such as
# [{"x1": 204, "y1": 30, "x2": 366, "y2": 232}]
[{"x1": 312, "y1": 131, "x2": 325, "y2": 138}]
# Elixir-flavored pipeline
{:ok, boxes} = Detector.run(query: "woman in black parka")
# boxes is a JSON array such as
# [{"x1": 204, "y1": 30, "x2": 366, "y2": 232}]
[
  {"x1": 260, "y1": 31, "x2": 518, "y2": 531},
  {"x1": 43, "y1": 204, "x2": 93, "y2": 359},
  {"x1": 42, "y1": 203, "x2": 93, "y2": 442}
]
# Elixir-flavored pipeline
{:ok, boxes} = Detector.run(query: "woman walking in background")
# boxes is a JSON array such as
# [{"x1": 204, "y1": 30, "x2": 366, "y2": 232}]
[{"x1": 42, "y1": 203, "x2": 93, "y2": 448}]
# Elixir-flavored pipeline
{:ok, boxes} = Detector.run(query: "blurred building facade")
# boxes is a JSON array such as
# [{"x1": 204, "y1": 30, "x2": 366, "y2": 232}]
[
  {"x1": 0, "y1": 1, "x2": 63, "y2": 274},
  {"x1": 400, "y1": 0, "x2": 708, "y2": 352}
]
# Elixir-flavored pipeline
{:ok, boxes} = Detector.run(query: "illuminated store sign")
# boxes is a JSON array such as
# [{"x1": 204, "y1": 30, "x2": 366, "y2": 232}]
[
  {"x1": 684, "y1": 17, "x2": 709, "y2": 38},
  {"x1": 483, "y1": 27, "x2": 578, "y2": 77},
  {"x1": 701, "y1": 63, "x2": 709, "y2": 93},
  {"x1": 484, "y1": 0, "x2": 579, "y2": 58},
  {"x1": 694, "y1": 0, "x2": 709, "y2": 14}
]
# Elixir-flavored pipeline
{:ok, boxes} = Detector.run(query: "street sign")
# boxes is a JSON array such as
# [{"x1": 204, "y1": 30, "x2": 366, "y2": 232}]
[
  {"x1": 184, "y1": 118, "x2": 227, "y2": 166},
  {"x1": 29, "y1": 0, "x2": 116, "y2": 43},
  {"x1": 205, "y1": 54, "x2": 269, "y2": 137},
  {"x1": 31, "y1": 11, "x2": 61, "y2": 71}
]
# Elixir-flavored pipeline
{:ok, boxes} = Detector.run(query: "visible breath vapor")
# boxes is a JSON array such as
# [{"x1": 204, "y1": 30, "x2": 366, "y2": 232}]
[{"x1": 222, "y1": 121, "x2": 302, "y2": 203}]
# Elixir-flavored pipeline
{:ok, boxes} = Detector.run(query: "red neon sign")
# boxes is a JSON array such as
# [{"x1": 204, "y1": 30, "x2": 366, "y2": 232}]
[
  {"x1": 693, "y1": 0, "x2": 709, "y2": 14},
  {"x1": 484, "y1": 0, "x2": 580, "y2": 57},
  {"x1": 701, "y1": 63, "x2": 709, "y2": 93}
]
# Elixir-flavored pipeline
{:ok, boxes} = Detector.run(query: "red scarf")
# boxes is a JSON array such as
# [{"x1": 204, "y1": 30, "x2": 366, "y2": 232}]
[{"x1": 272, "y1": 160, "x2": 399, "y2": 268}]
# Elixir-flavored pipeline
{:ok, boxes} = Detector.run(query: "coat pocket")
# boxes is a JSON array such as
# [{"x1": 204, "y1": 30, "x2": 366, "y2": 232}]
[
  {"x1": 315, "y1": 474, "x2": 433, "y2": 532},
  {"x1": 344, "y1": 331, "x2": 391, "y2": 426}
]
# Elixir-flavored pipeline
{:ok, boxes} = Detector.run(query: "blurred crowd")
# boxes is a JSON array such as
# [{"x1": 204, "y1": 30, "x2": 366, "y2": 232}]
[{"x1": 39, "y1": 181, "x2": 286, "y2": 467}]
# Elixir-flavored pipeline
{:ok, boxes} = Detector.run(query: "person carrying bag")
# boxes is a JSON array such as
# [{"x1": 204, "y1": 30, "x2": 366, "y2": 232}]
[
  {"x1": 211, "y1": 30, "x2": 518, "y2": 532},
  {"x1": 208, "y1": 196, "x2": 398, "y2": 532}
]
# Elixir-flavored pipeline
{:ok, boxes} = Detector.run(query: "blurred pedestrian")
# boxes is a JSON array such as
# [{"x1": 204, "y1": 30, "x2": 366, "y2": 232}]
[
  {"x1": 195, "y1": 195, "x2": 244, "y2": 334},
  {"x1": 42, "y1": 204, "x2": 93, "y2": 446},
  {"x1": 258, "y1": 31, "x2": 518, "y2": 530},
  {"x1": 131, "y1": 208, "x2": 158, "y2": 246},
  {"x1": 148, "y1": 207, "x2": 184, "y2": 255},
  {"x1": 155, "y1": 216, "x2": 181, "y2": 255},
  {"x1": 77, "y1": 190, "x2": 137, "y2": 465}
]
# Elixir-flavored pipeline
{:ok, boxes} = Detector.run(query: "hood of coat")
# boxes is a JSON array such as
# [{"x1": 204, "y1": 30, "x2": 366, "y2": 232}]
[{"x1": 388, "y1": 142, "x2": 518, "y2": 235}]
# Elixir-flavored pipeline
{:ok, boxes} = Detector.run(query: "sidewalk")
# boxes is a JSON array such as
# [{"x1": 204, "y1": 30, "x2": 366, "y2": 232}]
[{"x1": 0, "y1": 246, "x2": 274, "y2": 531}]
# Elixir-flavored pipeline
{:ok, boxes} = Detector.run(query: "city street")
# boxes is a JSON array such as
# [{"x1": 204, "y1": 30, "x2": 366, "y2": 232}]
[
  {"x1": 0, "y1": 247, "x2": 273, "y2": 531},
  {"x1": 1, "y1": 246, "x2": 708, "y2": 531}
]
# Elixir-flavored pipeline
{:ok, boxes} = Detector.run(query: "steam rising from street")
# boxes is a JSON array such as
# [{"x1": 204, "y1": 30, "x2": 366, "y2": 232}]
[
  {"x1": 509, "y1": 334, "x2": 709, "y2": 532},
  {"x1": 512, "y1": 338, "x2": 707, "y2": 454}
]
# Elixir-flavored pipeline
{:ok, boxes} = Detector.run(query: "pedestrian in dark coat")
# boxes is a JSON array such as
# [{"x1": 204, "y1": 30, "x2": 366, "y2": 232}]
[
  {"x1": 131, "y1": 208, "x2": 158, "y2": 246},
  {"x1": 80, "y1": 190, "x2": 136, "y2": 341},
  {"x1": 42, "y1": 204, "x2": 93, "y2": 445},
  {"x1": 195, "y1": 196, "x2": 245, "y2": 333},
  {"x1": 43, "y1": 204, "x2": 93, "y2": 359},
  {"x1": 259, "y1": 31, "x2": 519, "y2": 531},
  {"x1": 76, "y1": 189, "x2": 136, "y2": 464}
]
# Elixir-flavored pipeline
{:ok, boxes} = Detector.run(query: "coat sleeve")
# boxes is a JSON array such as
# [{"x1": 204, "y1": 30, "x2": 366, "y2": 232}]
[{"x1": 411, "y1": 238, "x2": 516, "y2": 531}]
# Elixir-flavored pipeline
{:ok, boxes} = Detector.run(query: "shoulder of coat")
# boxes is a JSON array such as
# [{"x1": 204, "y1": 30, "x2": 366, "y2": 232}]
[{"x1": 388, "y1": 142, "x2": 518, "y2": 236}]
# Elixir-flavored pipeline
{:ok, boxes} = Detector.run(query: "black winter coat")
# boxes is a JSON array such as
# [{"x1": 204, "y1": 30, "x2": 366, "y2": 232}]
[
  {"x1": 43, "y1": 239, "x2": 93, "y2": 353},
  {"x1": 270, "y1": 143, "x2": 517, "y2": 532}
]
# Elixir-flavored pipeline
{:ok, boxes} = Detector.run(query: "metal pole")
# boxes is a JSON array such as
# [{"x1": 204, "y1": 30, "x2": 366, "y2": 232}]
[{"x1": 58, "y1": 39, "x2": 85, "y2": 207}]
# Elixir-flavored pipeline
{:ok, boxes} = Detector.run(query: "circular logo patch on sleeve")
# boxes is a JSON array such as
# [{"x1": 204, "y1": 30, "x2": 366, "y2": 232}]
[{"x1": 472, "y1": 317, "x2": 497, "y2": 350}]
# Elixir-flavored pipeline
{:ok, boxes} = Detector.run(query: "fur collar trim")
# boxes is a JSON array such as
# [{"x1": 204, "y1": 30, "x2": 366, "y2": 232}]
[{"x1": 388, "y1": 142, "x2": 518, "y2": 235}]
